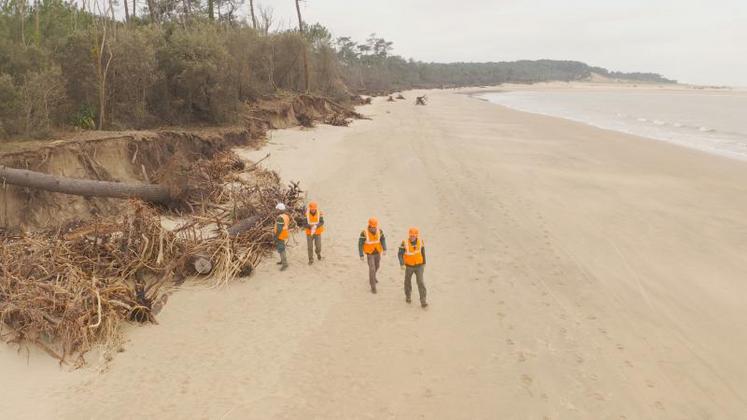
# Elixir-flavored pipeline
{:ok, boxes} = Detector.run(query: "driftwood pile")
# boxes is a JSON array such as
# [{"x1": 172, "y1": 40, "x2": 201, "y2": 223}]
[
  {"x1": 0, "y1": 152, "x2": 305, "y2": 364},
  {"x1": 0, "y1": 203, "x2": 182, "y2": 364},
  {"x1": 324, "y1": 114, "x2": 353, "y2": 127},
  {"x1": 416, "y1": 95, "x2": 428, "y2": 106}
]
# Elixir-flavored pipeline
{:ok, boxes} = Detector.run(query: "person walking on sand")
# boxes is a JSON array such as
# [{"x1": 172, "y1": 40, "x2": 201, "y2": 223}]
[
  {"x1": 304, "y1": 201, "x2": 325, "y2": 265},
  {"x1": 398, "y1": 227, "x2": 428, "y2": 308},
  {"x1": 358, "y1": 217, "x2": 387, "y2": 294},
  {"x1": 274, "y1": 203, "x2": 290, "y2": 271}
]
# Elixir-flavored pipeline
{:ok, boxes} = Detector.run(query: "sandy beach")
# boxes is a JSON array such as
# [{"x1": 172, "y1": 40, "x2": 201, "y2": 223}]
[{"x1": 2, "y1": 86, "x2": 747, "y2": 419}]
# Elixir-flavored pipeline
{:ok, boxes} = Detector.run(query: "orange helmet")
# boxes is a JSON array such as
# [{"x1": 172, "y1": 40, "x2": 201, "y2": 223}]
[
  {"x1": 368, "y1": 217, "x2": 378, "y2": 228},
  {"x1": 308, "y1": 201, "x2": 318, "y2": 210},
  {"x1": 408, "y1": 227, "x2": 419, "y2": 236}
]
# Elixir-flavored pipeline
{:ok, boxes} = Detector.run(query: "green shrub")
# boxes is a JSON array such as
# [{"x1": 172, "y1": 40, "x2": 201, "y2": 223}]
[
  {"x1": 108, "y1": 27, "x2": 158, "y2": 128},
  {"x1": 19, "y1": 66, "x2": 67, "y2": 136},
  {"x1": 0, "y1": 73, "x2": 20, "y2": 137},
  {"x1": 156, "y1": 23, "x2": 236, "y2": 124},
  {"x1": 71, "y1": 104, "x2": 96, "y2": 130}
]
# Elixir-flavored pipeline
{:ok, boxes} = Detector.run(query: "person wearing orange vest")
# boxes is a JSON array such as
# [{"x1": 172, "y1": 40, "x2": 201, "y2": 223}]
[
  {"x1": 304, "y1": 201, "x2": 325, "y2": 265},
  {"x1": 358, "y1": 217, "x2": 387, "y2": 294},
  {"x1": 398, "y1": 227, "x2": 428, "y2": 308},
  {"x1": 274, "y1": 202, "x2": 291, "y2": 271}
]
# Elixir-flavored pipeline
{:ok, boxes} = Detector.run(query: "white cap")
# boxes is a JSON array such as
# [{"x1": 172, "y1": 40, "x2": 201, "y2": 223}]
[{"x1": 275, "y1": 203, "x2": 287, "y2": 211}]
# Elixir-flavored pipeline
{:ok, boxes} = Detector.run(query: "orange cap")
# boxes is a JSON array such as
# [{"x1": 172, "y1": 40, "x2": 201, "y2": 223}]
[
  {"x1": 308, "y1": 201, "x2": 318, "y2": 210},
  {"x1": 408, "y1": 227, "x2": 419, "y2": 236},
  {"x1": 368, "y1": 217, "x2": 378, "y2": 227}
]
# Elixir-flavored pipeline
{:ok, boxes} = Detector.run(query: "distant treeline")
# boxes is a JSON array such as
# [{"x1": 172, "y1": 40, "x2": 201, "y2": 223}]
[
  {"x1": 0, "y1": 0, "x2": 674, "y2": 139},
  {"x1": 338, "y1": 35, "x2": 676, "y2": 94}
]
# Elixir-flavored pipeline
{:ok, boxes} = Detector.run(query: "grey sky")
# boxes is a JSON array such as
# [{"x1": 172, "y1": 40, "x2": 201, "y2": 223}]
[{"x1": 260, "y1": 0, "x2": 746, "y2": 86}]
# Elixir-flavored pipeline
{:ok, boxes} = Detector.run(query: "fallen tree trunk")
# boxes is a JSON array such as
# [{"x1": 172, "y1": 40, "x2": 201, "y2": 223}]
[{"x1": 0, "y1": 165, "x2": 173, "y2": 203}]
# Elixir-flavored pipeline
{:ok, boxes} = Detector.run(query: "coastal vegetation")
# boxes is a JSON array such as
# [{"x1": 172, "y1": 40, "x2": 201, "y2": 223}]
[{"x1": 0, "y1": 0, "x2": 675, "y2": 139}]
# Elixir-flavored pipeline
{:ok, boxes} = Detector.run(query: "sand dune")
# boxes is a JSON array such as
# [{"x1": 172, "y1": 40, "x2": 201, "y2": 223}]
[{"x1": 2, "y1": 88, "x2": 747, "y2": 419}]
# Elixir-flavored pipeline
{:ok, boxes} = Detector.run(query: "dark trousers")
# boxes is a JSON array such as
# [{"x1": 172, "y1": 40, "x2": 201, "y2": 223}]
[
  {"x1": 276, "y1": 239, "x2": 288, "y2": 268},
  {"x1": 405, "y1": 265, "x2": 426, "y2": 304},
  {"x1": 366, "y1": 253, "x2": 381, "y2": 290},
  {"x1": 306, "y1": 234, "x2": 322, "y2": 261}
]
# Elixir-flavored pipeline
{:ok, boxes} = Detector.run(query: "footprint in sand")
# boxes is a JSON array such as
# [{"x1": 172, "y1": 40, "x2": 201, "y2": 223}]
[
  {"x1": 521, "y1": 374, "x2": 533, "y2": 386},
  {"x1": 506, "y1": 338, "x2": 515, "y2": 346},
  {"x1": 646, "y1": 380, "x2": 655, "y2": 388},
  {"x1": 654, "y1": 401, "x2": 665, "y2": 410},
  {"x1": 616, "y1": 344, "x2": 624, "y2": 350}
]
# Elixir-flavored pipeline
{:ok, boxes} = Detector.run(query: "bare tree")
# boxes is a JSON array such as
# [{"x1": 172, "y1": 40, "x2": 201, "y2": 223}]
[
  {"x1": 181, "y1": 0, "x2": 191, "y2": 23},
  {"x1": 17, "y1": 0, "x2": 25, "y2": 45},
  {"x1": 248, "y1": 0, "x2": 257, "y2": 29},
  {"x1": 218, "y1": 0, "x2": 243, "y2": 23},
  {"x1": 258, "y1": 4, "x2": 274, "y2": 35},
  {"x1": 124, "y1": 0, "x2": 130, "y2": 22},
  {"x1": 92, "y1": 0, "x2": 114, "y2": 130},
  {"x1": 146, "y1": 0, "x2": 159, "y2": 23},
  {"x1": 294, "y1": 0, "x2": 309, "y2": 92},
  {"x1": 208, "y1": 0, "x2": 214, "y2": 20},
  {"x1": 34, "y1": 0, "x2": 40, "y2": 45}
]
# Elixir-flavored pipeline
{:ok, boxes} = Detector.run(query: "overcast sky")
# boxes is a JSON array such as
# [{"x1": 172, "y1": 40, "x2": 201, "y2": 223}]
[{"x1": 258, "y1": 0, "x2": 746, "y2": 86}]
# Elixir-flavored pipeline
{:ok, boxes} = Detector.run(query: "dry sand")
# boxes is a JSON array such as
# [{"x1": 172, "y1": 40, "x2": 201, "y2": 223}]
[{"x1": 3, "y1": 87, "x2": 747, "y2": 419}]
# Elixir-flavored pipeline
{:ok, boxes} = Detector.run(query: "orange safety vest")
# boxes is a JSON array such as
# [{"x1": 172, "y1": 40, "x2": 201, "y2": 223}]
[
  {"x1": 305, "y1": 209, "x2": 325, "y2": 236},
  {"x1": 402, "y1": 238, "x2": 424, "y2": 266},
  {"x1": 362, "y1": 228, "x2": 383, "y2": 255},
  {"x1": 275, "y1": 213, "x2": 290, "y2": 240}
]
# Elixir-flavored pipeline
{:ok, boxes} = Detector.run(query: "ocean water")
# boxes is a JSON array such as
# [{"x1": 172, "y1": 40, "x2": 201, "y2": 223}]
[{"x1": 479, "y1": 89, "x2": 747, "y2": 161}]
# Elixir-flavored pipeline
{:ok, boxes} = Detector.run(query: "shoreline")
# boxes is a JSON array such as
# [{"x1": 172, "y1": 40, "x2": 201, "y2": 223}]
[{"x1": 464, "y1": 83, "x2": 747, "y2": 162}]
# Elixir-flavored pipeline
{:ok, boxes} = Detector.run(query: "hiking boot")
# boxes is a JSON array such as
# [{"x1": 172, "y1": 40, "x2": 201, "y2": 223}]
[
  {"x1": 280, "y1": 264, "x2": 289, "y2": 271},
  {"x1": 371, "y1": 287, "x2": 377, "y2": 294},
  {"x1": 308, "y1": 259, "x2": 314, "y2": 265},
  {"x1": 317, "y1": 254, "x2": 322, "y2": 261},
  {"x1": 406, "y1": 296, "x2": 411, "y2": 304},
  {"x1": 421, "y1": 302, "x2": 428, "y2": 309},
  {"x1": 276, "y1": 261, "x2": 283, "y2": 265}
]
